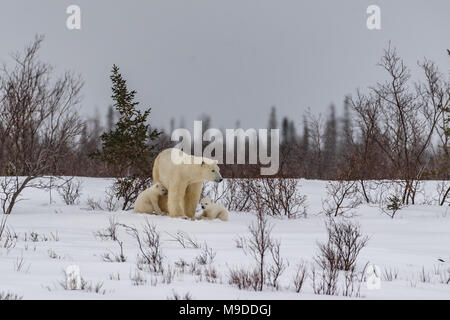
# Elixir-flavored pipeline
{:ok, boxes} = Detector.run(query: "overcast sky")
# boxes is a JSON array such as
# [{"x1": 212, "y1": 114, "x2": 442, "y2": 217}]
[{"x1": 0, "y1": 0, "x2": 448, "y2": 131}]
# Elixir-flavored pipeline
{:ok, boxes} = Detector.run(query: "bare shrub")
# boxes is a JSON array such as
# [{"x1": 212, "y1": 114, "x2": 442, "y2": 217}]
[
  {"x1": 87, "y1": 281, "x2": 106, "y2": 295},
  {"x1": 0, "y1": 36, "x2": 83, "y2": 215},
  {"x1": 0, "y1": 216, "x2": 18, "y2": 250},
  {"x1": 231, "y1": 204, "x2": 287, "y2": 291},
  {"x1": 438, "y1": 268, "x2": 450, "y2": 285},
  {"x1": 109, "y1": 272, "x2": 121, "y2": 281},
  {"x1": 310, "y1": 264, "x2": 339, "y2": 296},
  {"x1": 101, "y1": 239, "x2": 126, "y2": 263},
  {"x1": 249, "y1": 178, "x2": 308, "y2": 218},
  {"x1": 317, "y1": 219, "x2": 368, "y2": 272},
  {"x1": 342, "y1": 268, "x2": 361, "y2": 298},
  {"x1": 22, "y1": 230, "x2": 59, "y2": 242},
  {"x1": 195, "y1": 244, "x2": 216, "y2": 265},
  {"x1": 57, "y1": 177, "x2": 83, "y2": 205},
  {"x1": 203, "y1": 265, "x2": 219, "y2": 283},
  {"x1": 48, "y1": 249, "x2": 61, "y2": 260},
  {"x1": 382, "y1": 267, "x2": 399, "y2": 281},
  {"x1": 418, "y1": 266, "x2": 431, "y2": 283},
  {"x1": 94, "y1": 216, "x2": 119, "y2": 241},
  {"x1": 322, "y1": 180, "x2": 361, "y2": 217},
  {"x1": 86, "y1": 187, "x2": 120, "y2": 212},
  {"x1": 234, "y1": 236, "x2": 246, "y2": 249},
  {"x1": 123, "y1": 220, "x2": 164, "y2": 273},
  {"x1": 247, "y1": 210, "x2": 273, "y2": 291},
  {"x1": 1, "y1": 224, "x2": 18, "y2": 250},
  {"x1": 293, "y1": 262, "x2": 308, "y2": 293},
  {"x1": 129, "y1": 269, "x2": 147, "y2": 286},
  {"x1": 312, "y1": 219, "x2": 368, "y2": 296},
  {"x1": 228, "y1": 267, "x2": 261, "y2": 291},
  {"x1": 86, "y1": 197, "x2": 103, "y2": 211},
  {"x1": 59, "y1": 276, "x2": 106, "y2": 294},
  {"x1": 350, "y1": 44, "x2": 449, "y2": 205},
  {"x1": 14, "y1": 254, "x2": 30, "y2": 273},
  {"x1": 112, "y1": 176, "x2": 152, "y2": 211},
  {"x1": 104, "y1": 187, "x2": 120, "y2": 211},
  {"x1": 222, "y1": 179, "x2": 254, "y2": 212},
  {"x1": 201, "y1": 181, "x2": 229, "y2": 204},
  {"x1": 167, "y1": 290, "x2": 192, "y2": 300},
  {"x1": 174, "y1": 258, "x2": 189, "y2": 273},
  {"x1": 0, "y1": 291, "x2": 23, "y2": 300},
  {"x1": 436, "y1": 181, "x2": 450, "y2": 206},
  {"x1": 427, "y1": 263, "x2": 450, "y2": 285},
  {"x1": 0, "y1": 177, "x2": 25, "y2": 215},
  {"x1": 0, "y1": 214, "x2": 7, "y2": 239},
  {"x1": 167, "y1": 230, "x2": 200, "y2": 248},
  {"x1": 162, "y1": 264, "x2": 176, "y2": 284},
  {"x1": 189, "y1": 261, "x2": 201, "y2": 276},
  {"x1": 266, "y1": 239, "x2": 287, "y2": 289}
]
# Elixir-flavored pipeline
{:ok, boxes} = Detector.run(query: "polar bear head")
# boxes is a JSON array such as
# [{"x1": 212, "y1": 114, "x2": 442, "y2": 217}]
[
  {"x1": 153, "y1": 182, "x2": 168, "y2": 195},
  {"x1": 200, "y1": 197, "x2": 214, "y2": 209},
  {"x1": 201, "y1": 159, "x2": 223, "y2": 183}
]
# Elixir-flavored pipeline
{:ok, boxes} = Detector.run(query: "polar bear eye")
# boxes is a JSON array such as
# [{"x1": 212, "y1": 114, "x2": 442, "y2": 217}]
[{"x1": 211, "y1": 170, "x2": 215, "y2": 173}]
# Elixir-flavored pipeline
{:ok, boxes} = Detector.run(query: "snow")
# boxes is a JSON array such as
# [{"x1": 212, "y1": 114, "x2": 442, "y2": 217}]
[{"x1": 0, "y1": 178, "x2": 448, "y2": 300}]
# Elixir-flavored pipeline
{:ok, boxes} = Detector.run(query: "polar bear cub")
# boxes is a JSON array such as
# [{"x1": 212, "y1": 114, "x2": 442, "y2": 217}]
[
  {"x1": 198, "y1": 197, "x2": 228, "y2": 221},
  {"x1": 134, "y1": 182, "x2": 168, "y2": 215}
]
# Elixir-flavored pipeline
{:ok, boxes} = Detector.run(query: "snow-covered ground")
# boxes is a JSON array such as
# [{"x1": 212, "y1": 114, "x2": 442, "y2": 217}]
[{"x1": 0, "y1": 178, "x2": 448, "y2": 300}]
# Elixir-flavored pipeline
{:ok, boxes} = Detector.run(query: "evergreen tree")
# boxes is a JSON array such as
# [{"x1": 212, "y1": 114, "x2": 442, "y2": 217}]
[
  {"x1": 106, "y1": 105, "x2": 115, "y2": 132},
  {"x1": 302, "y1": 115, "x2": 309, "y2": 153},
  {"x1": 266, "y1": 106, "x2": 278, "y2": 155},
  {"x1": 268, "y1": 106, "x2": 278, "y2": 129},
  {"x1": 92, "y1": 65, "x2": 160, "y2": 209},
  {"x1": 342, "y1": 95, "x2": 353, "y2": 148},
  {"x1": 288, "y1": 120, "x2": 297, "y2": 144},
  {"x1": 281, "y1": 117, "x2": 289, "y2": 145},
  {"x1": 324, "y1": 104, "x2": 337, "y2": 174}
]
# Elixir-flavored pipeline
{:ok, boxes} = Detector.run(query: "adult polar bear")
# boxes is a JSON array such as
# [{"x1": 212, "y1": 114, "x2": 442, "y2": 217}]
[{"x1": 152, "y1": 148, "x2": 223, "y2": 219}]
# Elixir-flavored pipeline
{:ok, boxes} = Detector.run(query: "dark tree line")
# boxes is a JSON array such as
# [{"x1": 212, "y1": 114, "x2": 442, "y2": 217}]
[{"x1": 1, "y1": 38, "x2": 448, "y2": 188}]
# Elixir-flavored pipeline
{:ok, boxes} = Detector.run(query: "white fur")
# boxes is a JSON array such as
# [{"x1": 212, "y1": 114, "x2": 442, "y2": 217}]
[
  {"x1": 134, "y1": 182, "x2": 167, "y2": 214},
  {"x1": 198, "y1": 197, "x2": 228, "y2": 221}
]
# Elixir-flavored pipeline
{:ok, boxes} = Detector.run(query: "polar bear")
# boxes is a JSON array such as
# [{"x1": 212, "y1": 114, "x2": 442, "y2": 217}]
[
  {"x1": 152, "y1": 148, "x2": 223, "y2": 219},
  {"x1": 198, "y1": 197, "x2": 229, "y2": 221},
  {"x1": 134, "y1": 182, "x2": 168, "y2": 214}
]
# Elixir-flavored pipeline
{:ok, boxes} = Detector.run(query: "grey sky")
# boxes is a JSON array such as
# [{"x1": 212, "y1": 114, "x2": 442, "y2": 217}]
[{"x1": 0, "y1": 0, "x2": 449, "y2": 131}]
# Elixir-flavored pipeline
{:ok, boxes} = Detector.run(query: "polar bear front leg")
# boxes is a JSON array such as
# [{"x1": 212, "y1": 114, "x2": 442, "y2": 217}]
[
  {"x1": 158, "y1": 194, "x2": 169, "y2": 214},
  {"x1": 151, "y1": 197, "x2": 163, "y2": 215},
  {"x1": 184, "y1": 182, "x2": 203, "y2": 219},
  {"x1": 168, "y1": 184, "x2": 186, "y2": 218}
]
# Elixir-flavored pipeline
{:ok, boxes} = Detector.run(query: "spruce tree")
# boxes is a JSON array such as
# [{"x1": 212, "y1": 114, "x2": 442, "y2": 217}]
[
  {"x1": 281, "y1": 117, "x2": 289, "y2": 145},
  {"x1": 288, "y1": 120, "x2": 297, "y2": 144},
  {"x1": 92, "y1": 65, "x2": 160, "y2": 209},
  {"x1": 342, "y1": 95, "x2": 353, "y2": 148},
  {"x1": 302, "y1": 115, "x2": 309, "y2": 153}
]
